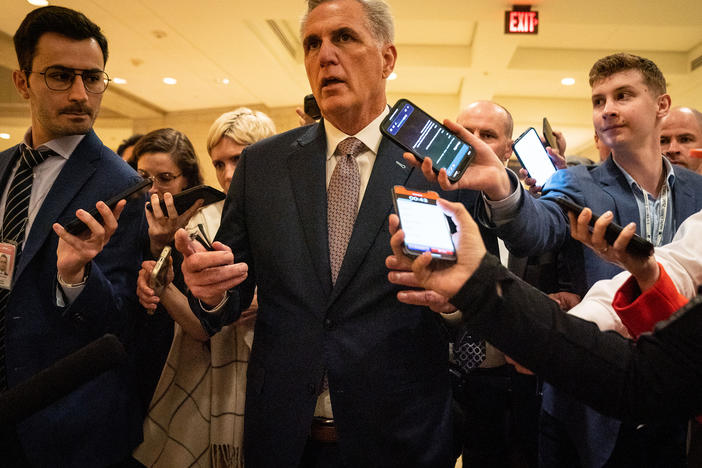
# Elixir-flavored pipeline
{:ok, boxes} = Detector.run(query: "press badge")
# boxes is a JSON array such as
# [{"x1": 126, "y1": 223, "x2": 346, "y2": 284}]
[{"x1": 0, "y1": 242, "x2": 17, "y2": 290}]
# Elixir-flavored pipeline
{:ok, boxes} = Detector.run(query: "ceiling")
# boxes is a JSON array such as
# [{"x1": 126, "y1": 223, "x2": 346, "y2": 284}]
[{"x1": 1, "y1": 0, "x2": 702, "y2": 155}]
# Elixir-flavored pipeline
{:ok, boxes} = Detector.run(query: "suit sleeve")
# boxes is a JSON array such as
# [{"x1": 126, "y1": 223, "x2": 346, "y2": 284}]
[{"x1": 451, "y1": 254, "x2": 702, "y2": 422}]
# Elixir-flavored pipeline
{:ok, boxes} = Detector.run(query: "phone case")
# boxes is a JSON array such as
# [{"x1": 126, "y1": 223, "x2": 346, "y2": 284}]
[
  {"x1": 146, "y1": 185, "x2": 225, "y2": 217},
  {"x1": 554, "y1": 197, "x2": 654, "y2": 257},
  {"x1": 542, "y1": 117, "x2": 559, "y2": 150},
  {"x1": 64, "y1": 177, "x2": 152, "y2": 235},
  {"x1": 149, "y1": 245, "x2": 172, "y2": 296}
]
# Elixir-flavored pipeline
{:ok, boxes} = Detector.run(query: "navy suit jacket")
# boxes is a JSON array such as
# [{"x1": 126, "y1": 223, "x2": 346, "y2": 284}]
[
  {"x1": 196, "y1": 121, "x2": 496, "y2": 467},
  {"x1": 1, "y1": 130, "x2": 146, "y2": 467},
  {"x1": 478, "y1": 157, "x2": 702, "y2": 466}
]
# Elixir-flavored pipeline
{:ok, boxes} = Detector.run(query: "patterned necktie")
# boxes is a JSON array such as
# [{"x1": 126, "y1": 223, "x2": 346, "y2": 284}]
[
  {"x1": 454, "y1": 327, "x2": 486, "y2": 374},
  {"x1": 0, "y1": 145, "x2": 51, "y2": 390},
  {"x1": 327, "y1": 137, "x2": 366, "y2": 284}
]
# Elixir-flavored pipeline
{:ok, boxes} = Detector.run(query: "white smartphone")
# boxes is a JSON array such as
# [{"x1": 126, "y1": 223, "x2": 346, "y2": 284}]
[
  {"x1": 391, "y1": 186, "x2": 456, "y2": 261},
  {"x1": 512, "y1": 127, "x2": 558, "y2": 187}
]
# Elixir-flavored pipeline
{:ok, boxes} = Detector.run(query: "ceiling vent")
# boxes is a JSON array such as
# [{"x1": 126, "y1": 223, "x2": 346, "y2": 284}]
[
  {"x1": 692, "y1": 54, "x2": 702, "y2": 71},
  {"x1": 266, "y1": 20, "x2": 301, "y2": 61}
]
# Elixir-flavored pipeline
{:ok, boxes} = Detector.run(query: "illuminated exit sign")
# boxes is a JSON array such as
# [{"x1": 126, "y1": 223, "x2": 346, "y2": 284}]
[{"x1": 505, "y1": 6, "x2": 539, "y2": 34}]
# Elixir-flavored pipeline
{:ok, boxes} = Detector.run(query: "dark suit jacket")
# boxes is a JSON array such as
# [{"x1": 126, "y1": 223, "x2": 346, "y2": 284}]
[
  {"x1": 1, "y1": 131, "x2": 146, "y2": 467},
  {"x1": 477, "y1": 157, "x2": 702, "y2": 466},
  {"x1": 196, "y1": 121, "x2": 494, "y2": 467},
  {"x1": 452, "y1": 253, "x2": 702, "y2": 423}
]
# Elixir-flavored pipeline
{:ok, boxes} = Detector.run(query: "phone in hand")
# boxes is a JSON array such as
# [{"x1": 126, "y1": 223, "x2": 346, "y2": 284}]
[
  {"x1": 64, "y1": 177, "x2": 153, "y2": 235},
  {"x1": 149, "y1": 245, "x2": 172, "y2": 297},
  {"x1": 303, "y1": 94, "x2": 321, "y2": 120},
  {"x1": 381, "y1": 99, "x2": 475, "y2": 183},
  {"x1": 391, "y1": 185, "x2": 456, "y2": 261},
  {"x1": 512, "y1": 127, "x2": 558, "y2": 187},
  {"x1": 146, "y1": 185, "x2": 225, "y2": 217},
  {"x1": 554, "y1": 197, "x2": 655, "y2": 257},
  {"x1": 542, "y1": 117, "x2": 559, "y2": 151}
]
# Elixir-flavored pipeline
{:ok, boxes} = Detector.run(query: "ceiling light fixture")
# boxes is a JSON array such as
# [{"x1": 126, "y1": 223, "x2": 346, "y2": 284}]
[
  {"x1": 561, "y1": 77, "x2": 575, "y2": 86},
  {"x1": 388, "y1": 72, "x2": 397, "y2": 81},
  {"x1": 0, "y1": 133, "x2": 10, "y2": 140},
  {"x1": 113, "y1": 77, "x2": 127, "y2": 85},
  {"x1": 28, "y1": 0, "x2": 49, "y2": 6},
  {"x1": 163, "y1": 77, "x2": 177, "y2": 85}
]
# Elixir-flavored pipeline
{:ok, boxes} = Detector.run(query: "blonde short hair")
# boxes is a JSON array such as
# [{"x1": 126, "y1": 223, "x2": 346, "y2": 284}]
[{"x1": 206, "y1": 107, "x2": 276, "y2": 155}]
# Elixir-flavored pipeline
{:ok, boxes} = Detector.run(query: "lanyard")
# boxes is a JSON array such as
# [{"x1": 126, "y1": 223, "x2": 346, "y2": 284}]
[{"x1": 642, "y1": 182, "x2": 669, "y2": 247}]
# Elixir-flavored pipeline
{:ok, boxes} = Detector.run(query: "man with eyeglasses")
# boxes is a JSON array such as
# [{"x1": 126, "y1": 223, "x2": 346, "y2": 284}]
[{"x1": 0, "y1": 6, "x2": 145, "y2": 467}]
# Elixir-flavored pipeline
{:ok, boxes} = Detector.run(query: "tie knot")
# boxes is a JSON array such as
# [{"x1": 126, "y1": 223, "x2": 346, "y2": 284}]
[
  {"x1": 21, "y1": 145, "x2": 52, "y2": 169},
  {"x1": 335, "y1": 137, "x2": 366, "y2": 159}
]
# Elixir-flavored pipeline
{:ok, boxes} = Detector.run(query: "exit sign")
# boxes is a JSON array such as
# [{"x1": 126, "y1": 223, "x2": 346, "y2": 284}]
[{"x1": 505, "y1": 7, "x2": 539, "y2": 34}]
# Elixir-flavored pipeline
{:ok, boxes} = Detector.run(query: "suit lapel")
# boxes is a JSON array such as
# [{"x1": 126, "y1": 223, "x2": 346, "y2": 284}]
[
  {"x1": 329, "y1": 137, "x2": 411, "y2": 305},
  {"x1": 594, "y1": 158, "x2": 640, "y2": 230},
  {"x1": 16, "y1": 132, "x2": 100, "y2": 279},
  {"x1": 670, "y1": 167, "x2": 699, "y2": 229},
  {"x1": 287, "y1": 123, "x2": 332, "y2": 298}
]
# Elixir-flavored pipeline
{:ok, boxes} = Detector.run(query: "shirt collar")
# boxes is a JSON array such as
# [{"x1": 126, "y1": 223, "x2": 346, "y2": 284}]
[
  {"x1": 612, "y1": 155, "x2": 676, "y2": 194},
  {"x1": 22, "y1": 128, "x2": 86, "y2": 161},
  {"x1": 325, "y1": 106, "x2": 390, "y2": 161}
]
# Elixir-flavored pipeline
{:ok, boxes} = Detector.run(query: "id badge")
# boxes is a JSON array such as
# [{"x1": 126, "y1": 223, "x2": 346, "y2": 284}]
[{"x1": 0, "y1": 242, "x2": 17, "y2": 290}]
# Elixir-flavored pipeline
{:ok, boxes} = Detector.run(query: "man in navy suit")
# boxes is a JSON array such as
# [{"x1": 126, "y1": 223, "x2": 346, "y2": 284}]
[
  {"x1": 405, "y1": 54, "x2": 702, "y2": 467},
  {"x1": 175, "y1": 0, "x2": 496, "y2": 466},
  {"x1": 1, "y1": 6, "x2": 145, "y2": 467}
]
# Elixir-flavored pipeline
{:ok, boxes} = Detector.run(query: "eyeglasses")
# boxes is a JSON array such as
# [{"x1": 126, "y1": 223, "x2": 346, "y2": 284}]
[
  {"x1": 27, "y1": 66, "x2": 110, "y2": 94},
  {"x1": 138, "y1": 170, "x2": 183, "y2": 185}
]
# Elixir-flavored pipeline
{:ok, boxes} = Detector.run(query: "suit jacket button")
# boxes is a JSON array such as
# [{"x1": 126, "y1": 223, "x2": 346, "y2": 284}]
[{"x1": 324, "y1": 318, "x2": 334, "y2": 330}]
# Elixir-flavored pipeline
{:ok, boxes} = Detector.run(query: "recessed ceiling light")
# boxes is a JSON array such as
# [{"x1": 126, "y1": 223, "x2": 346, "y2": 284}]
[
  {"x1": 113, "y1": 77, "x2": 127, "y2": 85},
  {"x1": 388, "y1": 72, "x2": 397, "y2": 81},
  {"x1": 28, "y1": 0, "x2": 49, "y2": 6},
  {"x1": 0, "y1": 133, "x2": 10, "y2": 140},
  {"x1": 163, "y1": 77, "x2": 177, "y2": 85},
  {"x1": 561, "y1": 77, "x2": 575, "y2": 86},
  {"x1": 216, "y1": 78, "x2": 230, "y2": 85}
]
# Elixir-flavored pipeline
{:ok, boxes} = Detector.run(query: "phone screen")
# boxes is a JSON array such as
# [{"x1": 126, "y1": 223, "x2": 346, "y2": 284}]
[
  {"x1": 381, "y1": 100, "x2": 474, "y2": 181},
  {"x1": 392, "y1": 186, "x2": 456, "y2": 261},
  {"x1": 513, "y1": 127, "x2": 557, "y2": 187}
]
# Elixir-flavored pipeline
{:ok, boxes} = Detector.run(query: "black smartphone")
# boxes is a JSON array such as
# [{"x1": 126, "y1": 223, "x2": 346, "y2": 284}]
[
  {"x1": 512, "y1": 127, "x2": 558, "y2": 187},
  {"x1": 391, "y1": 185, "x2": 456, "y2": 261},
  {"x1": 64, "y1": 177, "x2": 152, "y2": 235},
  {"x1": 303, "y1": 94, "x2": 321, "y2": 120},
  {"x1": 146, "y1": 185, "x2": 225, "y2": 217},
  {"x1": 554, "y1": 197, "x2": 655, "y2": 257},
  {"x1": 381, "y1": 99, "x2": 475, "y2": 183},
  {"x1": 542, "y1": 117, "x2": 559, "y2": 151},
  {"x1": 149, "y1": 245, "x2": 172, "y2": 297}
]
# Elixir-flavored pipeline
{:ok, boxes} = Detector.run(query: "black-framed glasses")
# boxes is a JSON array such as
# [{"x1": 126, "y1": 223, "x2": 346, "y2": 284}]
[
  {"x1": 27, "y1": 66, "x2": 110, "y2": 94},
  {"x1": 138, "y1": 170, "x2": 183, "y2": 185}
]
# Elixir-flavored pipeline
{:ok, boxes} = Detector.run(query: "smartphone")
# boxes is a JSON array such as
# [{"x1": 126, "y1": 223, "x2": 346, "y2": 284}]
[
  {"x1": 146, "y1": 185, "x2": 225, "y2": 217},
  {"x1": 391, "y1": 186, "x2": 456, "y2": 261},
  {"x1": 149, "y1": 245, "x2": 172, "y2": 297},
  {"x1": 380, "y1": 99, "x2": 475, "y2": 182},
  {"x1": 512, "y1": 127, "x2": 558, "y2": 187},
  {"x1": 303, "y1": 94, "x2": 321, "y2": 120},
  {"x1": 554, "y1": 197, "x2": 655, "y2": 257},
  {"x1": 542, "y1": 117, "x2": 559, "y2": 151},
  {"x1": 64, "y1": 177, "x2": 152, "y2": 235}
]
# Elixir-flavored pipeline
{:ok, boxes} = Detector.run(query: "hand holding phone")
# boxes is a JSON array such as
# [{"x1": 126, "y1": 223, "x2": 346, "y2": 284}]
[
  {"x1": 513, "y1": 127, "x2": 558, "y2": 188},
  {"x1": 542, "y1": 117, "x2": 560, "y2": 151},
  {"x1": 64, "y1": 178, "x2": 152, "y2": 235},
  {"x1": 146, "y1": 185, "x2": 225, "y2": 217},
  {"x1": 149, "y1": 246, "x2": 172, "y2": 298},
  {"x1": 391, "y1": 186, "x2": 456, "y2": 261},
  {"x1": 555, "y1": 197, "x2": 654, "y2": 257},
  {"x1": 381, "y1": 99, "x2": 475, "y2": 182}
]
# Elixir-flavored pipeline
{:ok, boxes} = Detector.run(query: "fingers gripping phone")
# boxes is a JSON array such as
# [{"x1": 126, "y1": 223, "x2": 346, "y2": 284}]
[
  {"x1": 149, "y1": 245, "x2": 172, "y2": 296},
  {"x1": 512, "y1": 127, "x2": 558, "y2": 187},
  {"x1": 392, "y1": 186, "x2": 456, "y2": 261},
  {"x1": 381, "y1": 99, "x2": 475, "y2": 182},
  {"x1": 303, "y1": 94, "x2": 321, "y2": 120},
  {"x1": 146, "y1": 185, "x2": 225, "y2": 217},
  {"x1": 64, "y1": 177, "x2": 153, "y2": 235},
  {"x1": 542, "y1": 117, "x2": 559, "y2": 151},
  {"x1": 554, "y1": 197, "x2": 654, "y2": 257}
]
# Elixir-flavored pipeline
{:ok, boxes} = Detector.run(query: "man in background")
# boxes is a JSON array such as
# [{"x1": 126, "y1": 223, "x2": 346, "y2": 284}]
[{"x1": 660, "y1": 106, "x2": 702, "y2": 174}]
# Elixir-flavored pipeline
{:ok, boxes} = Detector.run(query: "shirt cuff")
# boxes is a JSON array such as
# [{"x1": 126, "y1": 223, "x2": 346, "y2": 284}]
[{"x1": 482, "y1": 169, "x2": 522, "y2": 226}]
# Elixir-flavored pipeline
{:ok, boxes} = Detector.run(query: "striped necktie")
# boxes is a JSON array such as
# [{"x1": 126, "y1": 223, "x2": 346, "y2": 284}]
[{"x1": 0, "y1": 145, "x2": 52, "y2": 390}]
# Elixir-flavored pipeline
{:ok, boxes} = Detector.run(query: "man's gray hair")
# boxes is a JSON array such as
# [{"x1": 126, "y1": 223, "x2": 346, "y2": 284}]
[{"x1": 301, "y1": 0, "x2": 394, "y2": 45}]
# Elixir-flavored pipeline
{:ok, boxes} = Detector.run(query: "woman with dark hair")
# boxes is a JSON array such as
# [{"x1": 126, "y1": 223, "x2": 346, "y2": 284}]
[{"x1": 130, "y1": 128, "x2": 206, "y2": 414}]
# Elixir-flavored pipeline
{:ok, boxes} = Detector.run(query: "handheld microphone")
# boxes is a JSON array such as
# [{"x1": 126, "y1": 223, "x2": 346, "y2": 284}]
[{"x1": 0, "y1": 334, "x2": 127, "y2": 425}]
